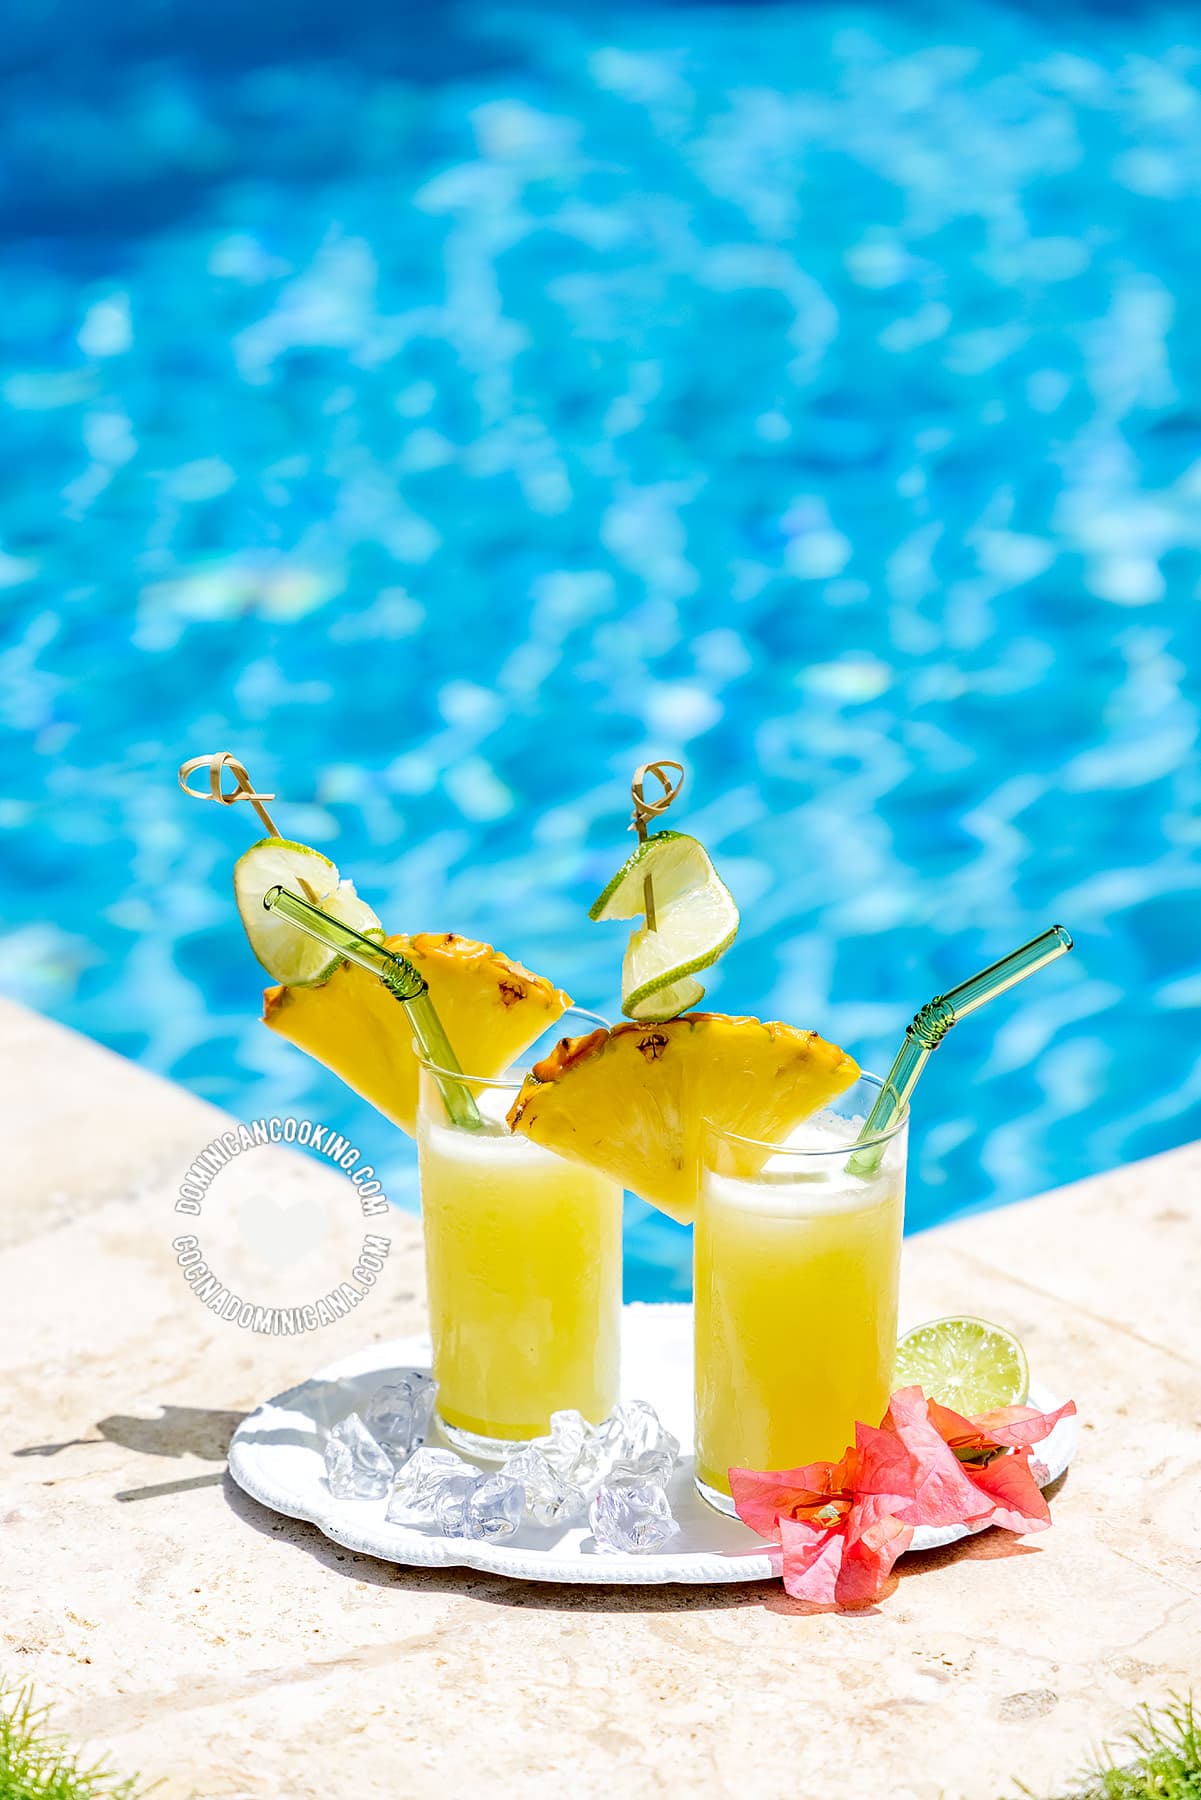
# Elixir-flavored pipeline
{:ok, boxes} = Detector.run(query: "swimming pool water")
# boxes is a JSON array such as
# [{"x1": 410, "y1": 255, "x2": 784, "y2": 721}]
[{"x1": 1, "y1": 1, "x2": 1199, "y2": 1298}]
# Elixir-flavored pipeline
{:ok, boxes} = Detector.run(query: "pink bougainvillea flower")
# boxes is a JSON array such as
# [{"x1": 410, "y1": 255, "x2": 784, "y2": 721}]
[
  {"x1": 729, "y1": 1387, "x2": 1076, "y2": 1609},
  {"x1": 730, "y1": 1422, "x2": 918, "y2": 1606},
  {"x1": 884, "y1": 1387, "x2": 1076, "y2": 1537}
]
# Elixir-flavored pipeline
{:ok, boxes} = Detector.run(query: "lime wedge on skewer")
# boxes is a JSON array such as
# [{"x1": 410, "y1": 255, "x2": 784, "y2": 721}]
[
  {"x1": 894, "y1": 1316, "x2": 1030, "y2": 1416},
  {"x1": 233, "y1": 837, "x2": 383, "y2": 986},
  {"x1": 589, "y1": 829, "x2": 739, "y2": 1022}
]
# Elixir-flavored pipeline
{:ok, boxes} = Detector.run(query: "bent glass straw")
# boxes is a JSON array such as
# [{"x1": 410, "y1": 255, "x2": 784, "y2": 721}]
[
  {"x1": 847, "y1": 924, "x2": 1074, "y2": 1178},
  {"x1": 263, "y1": 885, "x2": 482, "y2": 1130}
]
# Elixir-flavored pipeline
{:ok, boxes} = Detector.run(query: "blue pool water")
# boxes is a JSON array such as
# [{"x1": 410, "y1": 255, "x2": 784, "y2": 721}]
[{"x1": 1, "y1": 2, "x2": 1199, "y2": 1298}]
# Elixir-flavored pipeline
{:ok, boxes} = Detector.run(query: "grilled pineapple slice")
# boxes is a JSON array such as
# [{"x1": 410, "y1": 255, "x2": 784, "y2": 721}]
[
  {"x1": 507, "y1": 1013, "x2": 858, "y2": 1223},
  {"x1": 264, "y1": 932, "x2": 570, "y2": 1136}
]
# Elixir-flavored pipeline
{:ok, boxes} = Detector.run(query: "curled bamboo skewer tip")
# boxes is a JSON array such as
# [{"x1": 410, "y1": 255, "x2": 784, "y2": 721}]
[
  {"x1": 629, "y1": 759, "x2": 684, "y2": 932},
  {"x1": 177, "y1": 751, "x2": 320, "y2": 902}
]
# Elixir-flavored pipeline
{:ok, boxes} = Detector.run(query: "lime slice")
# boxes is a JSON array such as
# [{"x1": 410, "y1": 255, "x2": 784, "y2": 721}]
[
  {"x1": 589, "y1": 829, "x2": 739, "y2": 1022},
  {"x1": 233, "y1": 837, "x2": 383, "y2": 986},
  {"x1": 895, "y1": 1316, "x2": 1030, "y2": 1416},
  {"x1": 625, "y1": 974, "x2": 707, "y2": 1022}
]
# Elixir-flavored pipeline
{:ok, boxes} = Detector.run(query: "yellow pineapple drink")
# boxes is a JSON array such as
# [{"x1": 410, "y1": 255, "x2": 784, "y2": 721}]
[
  {"x1": 501, "y1": 1013, "x2": 872, "y2": 1485},
  {"x1": 417, "y1": 1024, "x2": 623, "y2": 1457},
  {"x1": 227, "y1": 830, "x2": 620, "y2": 1454},
  {"x1": 694, "y1": 1077, "x2": 907, "y2": 1509}
]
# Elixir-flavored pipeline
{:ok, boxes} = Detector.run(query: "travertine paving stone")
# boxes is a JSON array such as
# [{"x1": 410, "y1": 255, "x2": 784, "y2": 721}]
[{"x1": 2, "y1": 996, "x2": 1199, "y2": 1799}]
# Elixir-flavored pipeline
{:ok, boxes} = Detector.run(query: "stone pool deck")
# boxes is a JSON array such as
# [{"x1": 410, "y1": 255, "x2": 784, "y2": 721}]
[{"x1": 2, "y1": 993, "x2": 1199, "y2": 1799}]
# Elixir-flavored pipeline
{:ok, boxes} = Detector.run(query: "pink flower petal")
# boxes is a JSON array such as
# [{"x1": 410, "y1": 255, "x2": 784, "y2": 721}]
[
  {"x1": 851, "y1": 1419, "x2": 918, "y2": 1510},
  {"x1": 837, "y1": 1513, "x2": 914, "y2": 1605},
  {"x1": 729, "y1": 1446, "x2": 857, "y2": 1539},
  {"x1": 970, "y1": 1399, "x2": 1076, "y2": 1449},
  {"x1": 965, "y1": 1447, "x2": 1052, "y2": 1533},
  {"x1": 727, "y1": 1469, "x2": 799, "y2": 1541},
  {"x1": 925, "y1": 1394, "x2": 984, "y2": 1445},
  {"x1": 885, "y1": 1388, "x2": 993, "y2": 1528},
  {"x1": 778, "y1": 1518, "x2": 845, "y2": 1604}
]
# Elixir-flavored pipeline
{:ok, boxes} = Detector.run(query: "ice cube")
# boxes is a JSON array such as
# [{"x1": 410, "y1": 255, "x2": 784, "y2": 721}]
[
  {"x1": 362, "y1": 1372, "x2": 437, "y2": 1466},
  {"x1": 531, "y1": 1409, "x2": 609, "y2": 1497},
  {"x1": 597, "y1": 1399, "x2": 680, "y2": 1475},
  {"x1": 385, "y1": 1446, "x2": 468, "y2": 1522},
  {"x1": 607, "y1": 1446, "x2": 677, "y2": 1489},
  {"x1": 433, "y1": 1472, "x2": 480, "y2": 1536},
  {"x1": 436, "y1": 1472, "x2": 527, "y2": 1541},
  {"x1": 464, "y1": 1473, "x2": 527, "y2": 1541},
  {"x1": 532, "y1": 1409, "x2": 591, "y2": 1468},
  {"x1": 589, "y1": 1482, "x2": 680, "y2": 1555},
  {"x1": 324, "y1": 1412, "x2": 394, "y2": 1500},
  {"x1": 503, "y1": 1446, "x2": 588, "y2": 1526}
]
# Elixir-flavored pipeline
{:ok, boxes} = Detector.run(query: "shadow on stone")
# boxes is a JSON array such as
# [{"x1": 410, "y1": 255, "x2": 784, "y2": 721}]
[
  {"x1": 897, "y1": 1526, "x2": 1043, "y2": 1585},
  {"x1": 16, "y1": 1404, "x2": 246, "y2": 1464},
  {"x1": 116, "y1": 1470, "x2": 228, "y2": 1503}
]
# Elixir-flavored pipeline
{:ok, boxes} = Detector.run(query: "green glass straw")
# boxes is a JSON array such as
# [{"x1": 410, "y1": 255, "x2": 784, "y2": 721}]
[
  {"x1": 847, "y1": 924, "x2": 1074, "y2": 1178},
  {"x1": 263, "y1": 885, "x2": 482, "y2": 1130}
]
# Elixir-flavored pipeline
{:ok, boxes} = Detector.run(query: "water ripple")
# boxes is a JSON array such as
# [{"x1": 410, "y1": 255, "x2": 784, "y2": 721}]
[{"x1": 0, "y1": 1, "x2": 1198, "y2": 1296}]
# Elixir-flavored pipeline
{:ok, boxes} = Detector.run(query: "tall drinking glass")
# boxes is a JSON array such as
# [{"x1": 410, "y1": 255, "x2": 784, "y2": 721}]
[
  {"x1": 416, "y1": 1009, "x2": 623, "y2": 1459},
  {"x1": 694, "y1": 1074, "x2": 907, "y2": 1513}
]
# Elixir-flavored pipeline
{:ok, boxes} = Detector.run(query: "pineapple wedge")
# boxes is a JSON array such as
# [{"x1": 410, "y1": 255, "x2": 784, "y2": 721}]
[
  {"x1": 263, "y1": 933, "x2": 571, "y2": 1136},
  {"x1": 506, "y1": 1013, "x2": 859, "y2": 1225}
]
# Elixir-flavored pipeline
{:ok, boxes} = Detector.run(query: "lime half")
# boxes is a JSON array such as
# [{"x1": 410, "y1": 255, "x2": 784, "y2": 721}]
[
  {"x1": 589, "y1": 829, "x2": 739, "y2": 1022},
  {"x1": 233, "y1": 837, "x2": 382, "y2": 987},
  {"x1": 894, "y1": 1316, "x2": 1030, "y2": 1416}
]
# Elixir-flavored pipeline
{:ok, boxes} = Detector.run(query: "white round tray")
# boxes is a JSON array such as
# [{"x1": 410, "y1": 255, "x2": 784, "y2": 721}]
[{"x1": 227, "y1": 1302, "x2": 1077, "y2": 1586}]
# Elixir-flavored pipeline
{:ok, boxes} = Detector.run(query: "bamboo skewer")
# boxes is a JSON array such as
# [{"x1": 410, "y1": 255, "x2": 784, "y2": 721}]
[
  {"x1": 177, "y1": 752, "x2": 320, "y2": 902},
  {"x1": 629, "y1": 759, "x2": 685, "y2": 932}
]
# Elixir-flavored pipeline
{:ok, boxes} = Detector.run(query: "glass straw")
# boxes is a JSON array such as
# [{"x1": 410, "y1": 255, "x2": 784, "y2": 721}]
[
  {"x1": 847, "y1": 924, "x2": 1074, "y2": 1177},
  {"x1": 263, "y1": 885, "x2": 482, "y2": 1130}
]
